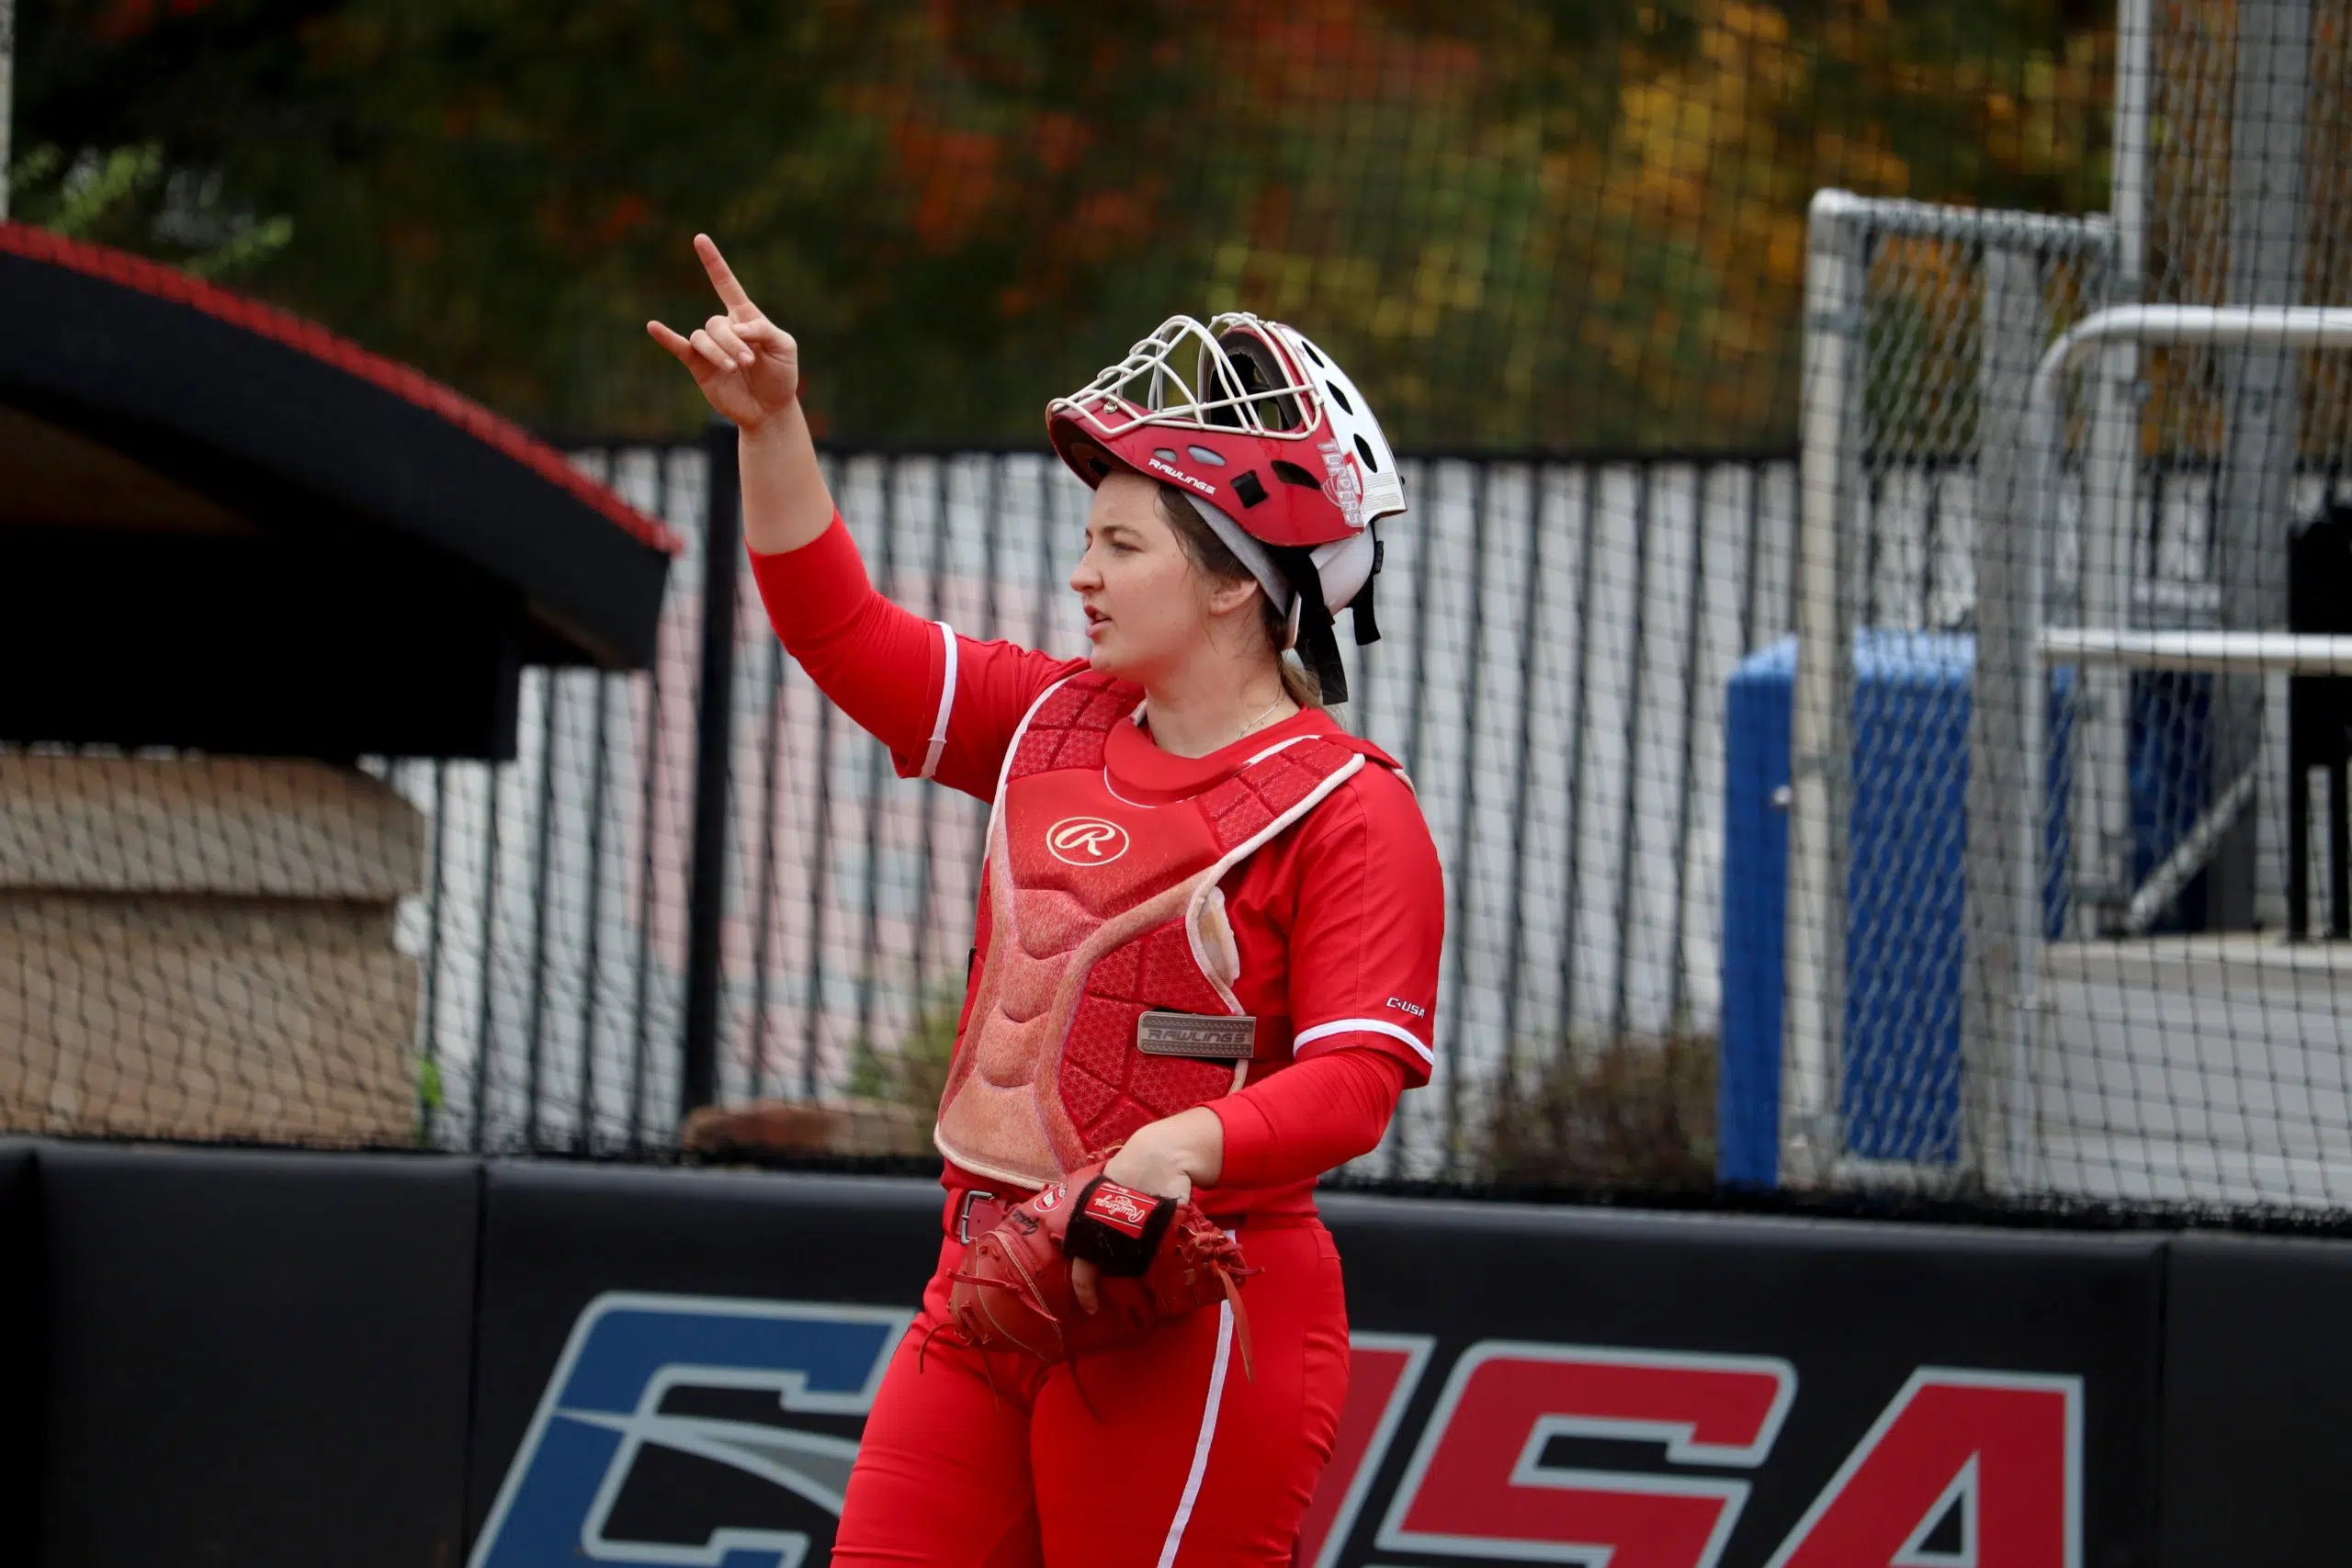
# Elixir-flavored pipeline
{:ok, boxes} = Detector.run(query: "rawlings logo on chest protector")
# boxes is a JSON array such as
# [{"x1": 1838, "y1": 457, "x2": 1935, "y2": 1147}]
[
  {"x1": 1046, "y1": 816, "x2": 1128, "y2": 866},
  {"x1": 931, "y1": 673, "x2": 1371, "y2": 1190}
]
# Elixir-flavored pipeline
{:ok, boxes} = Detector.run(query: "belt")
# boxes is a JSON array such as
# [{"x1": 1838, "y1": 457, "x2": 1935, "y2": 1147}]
[
  {"x1": 947, "y1": 1184, "x2": 1260, "y2": 1244},
  {"x1": 950, "y1": 1187, "x2": 1016, "y2": 1245}
]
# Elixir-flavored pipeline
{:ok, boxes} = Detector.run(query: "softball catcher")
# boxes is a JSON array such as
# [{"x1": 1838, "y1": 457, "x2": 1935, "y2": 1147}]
[{"x1": 652, "y1": 234, "x2": 1442, "y2": 1567}]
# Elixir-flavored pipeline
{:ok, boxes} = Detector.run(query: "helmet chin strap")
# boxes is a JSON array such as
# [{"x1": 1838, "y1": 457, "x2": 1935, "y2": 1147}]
[
  {"x1": 1351, "y1": 535, "x2": 1384, "y2": 645},
  {"x1": 1191, "y1": 495, "x2": 1384, "y2": 707},
  {"x1": 1266, "y1": 543, "x2": 1351, "y2": 705}
]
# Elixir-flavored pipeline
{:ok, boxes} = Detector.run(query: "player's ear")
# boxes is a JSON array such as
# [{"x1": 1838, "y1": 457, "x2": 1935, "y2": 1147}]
[{"x1": 1202, "y1": 574, "x2": 1261, "y2": 620}]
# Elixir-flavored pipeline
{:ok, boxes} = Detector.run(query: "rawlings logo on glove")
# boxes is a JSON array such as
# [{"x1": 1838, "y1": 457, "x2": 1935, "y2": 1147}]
[
  {"x1": 943, "y1": 1160, "x2": 1255, "y2": 1381},
  {"x1": 1088, "y1": 1187, "x2": 1151, "y2": 1228},
  {"x1": 1066, "y1": 1173, "x2": 1180, "y2": 1272}
]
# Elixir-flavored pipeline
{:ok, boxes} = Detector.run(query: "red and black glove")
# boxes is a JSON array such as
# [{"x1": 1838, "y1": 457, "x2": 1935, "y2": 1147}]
[{"x1": 944, "y1": 1162, "x2": 1256, "y2": 1378}]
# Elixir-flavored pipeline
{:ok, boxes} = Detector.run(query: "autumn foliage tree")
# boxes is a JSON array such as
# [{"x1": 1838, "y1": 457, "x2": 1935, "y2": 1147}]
[{"x1": 16, "y1": 0, "x2": 2113, "y2": 447}]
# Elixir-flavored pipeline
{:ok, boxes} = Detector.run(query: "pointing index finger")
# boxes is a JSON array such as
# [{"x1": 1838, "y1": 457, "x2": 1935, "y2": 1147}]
[{"x1": 695, "y1": 233, "x2": 756, "y2": 319}]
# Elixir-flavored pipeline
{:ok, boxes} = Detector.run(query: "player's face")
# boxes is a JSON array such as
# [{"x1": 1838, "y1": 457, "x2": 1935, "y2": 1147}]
[{"x1": 1070, "y1": 472, "x2": 1217, "y2": 682}]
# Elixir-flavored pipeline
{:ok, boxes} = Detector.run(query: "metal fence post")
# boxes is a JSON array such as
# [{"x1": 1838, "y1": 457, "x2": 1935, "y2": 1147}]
[
  {"x1": 1783, "y1": 190, "x2": 1864, "y2": 1188},
  {"x1": 1966, "y1": 244, "x2": 2050, "y2": 1192},
  {"x1": 682, "y1": 417, "x2": 742, "y2": 1116},
  {"x1": 2211, "y1": 0, "x2": 2312, "y2": 928},
  {"x1": 2073, "y1": 0, "x2": 2153, "y2": 932}
]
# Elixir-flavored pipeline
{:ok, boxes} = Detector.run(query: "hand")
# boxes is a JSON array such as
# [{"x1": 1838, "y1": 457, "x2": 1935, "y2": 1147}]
[
  {"x1": 646, "y1": 234, "x2": 802, "y2": 433},
  {"x1": 1068, "y1": 1118, "x2": 1210, "y2": 1314}
]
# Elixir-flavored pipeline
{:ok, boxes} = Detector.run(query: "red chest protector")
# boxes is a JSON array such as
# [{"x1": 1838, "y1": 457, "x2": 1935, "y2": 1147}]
[{"x1": 933, "y1": 672, "x2": 1385, "y2": 1190}]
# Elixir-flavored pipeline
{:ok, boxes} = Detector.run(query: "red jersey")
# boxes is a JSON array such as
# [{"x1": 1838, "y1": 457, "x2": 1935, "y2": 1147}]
[{"x1": 751, "y1": 516, "x2": 1444, "y2": 1221}]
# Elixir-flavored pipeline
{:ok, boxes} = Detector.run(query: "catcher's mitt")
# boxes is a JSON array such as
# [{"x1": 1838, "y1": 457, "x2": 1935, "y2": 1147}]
[{"x1": 944, "y1": 1164, "x2": 1256, "y2": 1380}]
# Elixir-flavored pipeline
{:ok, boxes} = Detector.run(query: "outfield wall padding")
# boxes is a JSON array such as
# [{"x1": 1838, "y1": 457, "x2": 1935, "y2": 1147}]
[
  {"x1": 465, "y1": 1161, "x2": 943, "y2": 1562},
  {"x1": 34, "y1": 1145, "x2": 480, "y2": 1568},
  {"x1": 1317, "y1": 1192, "x2": 2165, "y2": 1568},
  {"x1": 10, "y1": 1142, "x2": 2348, "y2": 1566},
  {"x1": 2159, "y1": 1232, "x2": 2352, "y2": 1566},
  {"x1": 1, "y1": 1143, "x2": 41, "y2": 1562}
]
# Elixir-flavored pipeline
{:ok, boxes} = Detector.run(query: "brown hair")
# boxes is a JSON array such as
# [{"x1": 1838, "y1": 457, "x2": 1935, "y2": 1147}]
[{"x1": 1153, "y1": 484, "x2": 1324, "y2": 709}]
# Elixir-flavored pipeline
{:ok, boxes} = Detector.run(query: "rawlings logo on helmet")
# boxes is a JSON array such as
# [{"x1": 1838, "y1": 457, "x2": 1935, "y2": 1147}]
[{"x1": 1145, "y1": 453, "x2": 1219, "y2": 500}]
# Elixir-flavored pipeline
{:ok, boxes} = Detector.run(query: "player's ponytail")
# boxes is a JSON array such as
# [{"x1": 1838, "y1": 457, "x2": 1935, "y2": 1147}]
[{"x1": 1155, "y1": 484, "x2": 1325, "y2": 710}]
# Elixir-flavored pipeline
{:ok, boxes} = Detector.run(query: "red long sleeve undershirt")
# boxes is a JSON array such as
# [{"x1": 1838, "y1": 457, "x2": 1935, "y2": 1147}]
[
  {"x1": 748, "y1": 515, "x2": 946, "y2": 764},
  {"x1": 1210, "y1": 1048, "x2": 1406, "y2": 1191},
  {"x1": 749, "y1": 518, "x2": 1411, "y2": 1194}
]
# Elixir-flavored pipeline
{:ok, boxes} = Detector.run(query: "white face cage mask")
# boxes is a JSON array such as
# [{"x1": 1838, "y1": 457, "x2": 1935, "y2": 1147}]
[
  {"x1": 1069, "y1": 314, "x2": 1320, "y2": 437},
  {"x1": 1061, "y1": 313, "x2": 1404, "y2": 616},
  {"x1": 1071, "y1": 315, "x2": 1404, "y2": 512}
]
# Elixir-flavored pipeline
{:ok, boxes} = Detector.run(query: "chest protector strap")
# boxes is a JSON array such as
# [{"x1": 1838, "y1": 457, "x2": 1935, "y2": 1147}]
[{"x1": 933, "y1": 672, "x2": 1367, "y2": 1189}]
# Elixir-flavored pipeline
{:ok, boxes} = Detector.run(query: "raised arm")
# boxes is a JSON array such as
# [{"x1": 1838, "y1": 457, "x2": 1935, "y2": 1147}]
[
  {"x1": 646, "y1": 233, "x2": 831, "y2": 556},
  {"x1": 650, "y1": 234, "x2": 1084, "y2": 795}
]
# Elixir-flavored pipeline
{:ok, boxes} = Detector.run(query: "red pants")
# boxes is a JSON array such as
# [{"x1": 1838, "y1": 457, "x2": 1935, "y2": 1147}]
[{"x1": 832, "y1": 1211, "x2": 1351, "y2": 1567}]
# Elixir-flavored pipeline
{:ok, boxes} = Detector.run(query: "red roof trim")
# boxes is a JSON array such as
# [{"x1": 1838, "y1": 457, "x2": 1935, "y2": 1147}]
[{"x1": 0, "y1": 221, "x2": 684, "y2": 556}]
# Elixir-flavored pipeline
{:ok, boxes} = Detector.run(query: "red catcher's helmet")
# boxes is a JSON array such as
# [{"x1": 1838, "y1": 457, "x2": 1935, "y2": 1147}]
[{"x1": 1045, "y1": 312, "x2": 1406, "y2": 703}]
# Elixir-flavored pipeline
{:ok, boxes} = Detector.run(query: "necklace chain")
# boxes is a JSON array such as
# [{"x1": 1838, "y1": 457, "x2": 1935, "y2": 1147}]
[
  {"x1": 1139, "y1": 694, "x2": 1295, "y2": 753},
  {"x1": 1233, "y1": 694, "x2": 1292, "y2": 745}
]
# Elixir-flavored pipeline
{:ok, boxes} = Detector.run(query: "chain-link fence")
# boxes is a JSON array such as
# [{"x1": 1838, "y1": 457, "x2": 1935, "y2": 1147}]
[
  {"x1": 1757, "y1": 0, "x2": 2352, "y2": 1215},
  {"x1": 2025, "y1": 0, "x2": 2352, "y2": 1209},
  {"x1": 1764, "y1": 195, "x2": 2116, "y2": 1197}
]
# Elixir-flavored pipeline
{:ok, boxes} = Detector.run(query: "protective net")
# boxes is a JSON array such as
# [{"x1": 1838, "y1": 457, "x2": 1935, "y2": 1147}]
[
  {"x1": 17, "y1": 2, "x2": 2352, "y2": 1229},
  {"x1": 1763, "y1": 2, "x2": 2352, "y2": 1216},
  {"x1": 1759, "y1": 197, "x2": 2115, "y2": 1196},
  {"x1": 2028, "y1": 0, "x2": 2352, "y2": 1208}
]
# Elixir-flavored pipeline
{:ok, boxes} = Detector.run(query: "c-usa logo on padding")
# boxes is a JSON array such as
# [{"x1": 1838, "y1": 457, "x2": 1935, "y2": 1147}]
[
  {"x1": 469, "y1": 1292, "x2": 910, "y2": 1568},
  {"x1": 1046, "y1": 817, "x2": 1129, "y2": 866}
]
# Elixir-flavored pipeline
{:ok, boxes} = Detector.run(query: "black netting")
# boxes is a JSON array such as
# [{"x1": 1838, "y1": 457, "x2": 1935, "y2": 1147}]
[{"x1": 16, "y1": 3, "x2": 2352, "y2": 1233}]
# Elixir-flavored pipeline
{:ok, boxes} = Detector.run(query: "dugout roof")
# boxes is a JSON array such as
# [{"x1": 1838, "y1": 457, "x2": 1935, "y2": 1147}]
[{"x1": 0, "y1": 222, "x2": 681, "y2": 761}]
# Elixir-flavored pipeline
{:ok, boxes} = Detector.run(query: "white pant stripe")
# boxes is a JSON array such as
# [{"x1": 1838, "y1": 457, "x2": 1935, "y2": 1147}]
[{"x1": 1155, "y1": 1297, "x2": 1235, "y2": 1567}]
